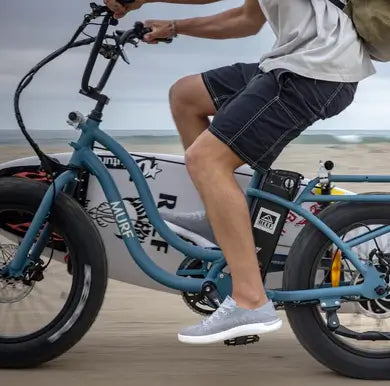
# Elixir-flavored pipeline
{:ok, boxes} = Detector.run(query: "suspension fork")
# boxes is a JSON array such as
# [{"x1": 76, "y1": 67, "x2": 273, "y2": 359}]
[{"x1": 1, "y1": 171, "x2": 77, "y2": 277}]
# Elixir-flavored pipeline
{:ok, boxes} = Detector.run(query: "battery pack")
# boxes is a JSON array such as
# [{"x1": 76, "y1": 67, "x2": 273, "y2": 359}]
[{"x1": 251, "y1": 169, "x2": 303, "y2": 279}]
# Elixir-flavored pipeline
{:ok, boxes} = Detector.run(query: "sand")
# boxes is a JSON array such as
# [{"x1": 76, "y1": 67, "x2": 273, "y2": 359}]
[
  {"x1": 1, "y1": 140, "x2": 389, "y2": 192},
  {"x1": 0, "y1": 141, "x2": 388, "y2": 385}
]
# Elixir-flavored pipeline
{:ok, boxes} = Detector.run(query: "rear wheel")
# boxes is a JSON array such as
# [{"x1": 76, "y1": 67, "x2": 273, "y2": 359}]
[
  {"x1": 284, "y1": 202, "x2": 390, "y2": 379},
  {"x1": 0, "y1": 177, "x2": 107, "y2": 368}
]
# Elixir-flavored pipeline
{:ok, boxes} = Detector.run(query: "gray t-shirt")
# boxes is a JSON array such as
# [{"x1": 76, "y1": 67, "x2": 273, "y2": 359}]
[{"x1": 258, "y1": 0, "x2": 376, "y2": 82}]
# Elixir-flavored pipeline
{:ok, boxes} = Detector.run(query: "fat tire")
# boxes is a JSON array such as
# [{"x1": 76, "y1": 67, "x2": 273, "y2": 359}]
[
  {"x1": 0, "y1": 177, "x2": 107, "y2": 368},
  {"x1": 283, "y1": 201, "x2": 390, "y2": 379}
]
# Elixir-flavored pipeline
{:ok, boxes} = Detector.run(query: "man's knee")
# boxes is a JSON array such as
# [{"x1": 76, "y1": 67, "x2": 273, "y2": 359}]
[
  {"x1": 169, "y1": 74, "x2": 216, "y2": 117},
  {"x1": 185, "y1": 142, "x2": 210, "y2": 183},
  {"x1": 186, "y1": 131, "x2": 245, "y2": 184},
  {"x1": 169, "y1": 75, "x2": 198, "y2": 111}
]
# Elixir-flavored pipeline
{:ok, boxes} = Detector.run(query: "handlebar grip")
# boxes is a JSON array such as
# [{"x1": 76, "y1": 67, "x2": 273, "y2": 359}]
[{"x1": 143, "y1": 27, "x2": 173, "y2": 44}]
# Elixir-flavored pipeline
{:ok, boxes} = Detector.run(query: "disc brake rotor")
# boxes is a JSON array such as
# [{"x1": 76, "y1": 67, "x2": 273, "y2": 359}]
[{"x1": 0, "y1": 244, "x2": 33, "y2": 303}]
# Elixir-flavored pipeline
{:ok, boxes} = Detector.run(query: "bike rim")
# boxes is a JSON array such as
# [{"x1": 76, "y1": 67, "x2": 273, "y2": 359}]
[{"x1": 311, "y1": 219, "x2": 390, "y2": 357}]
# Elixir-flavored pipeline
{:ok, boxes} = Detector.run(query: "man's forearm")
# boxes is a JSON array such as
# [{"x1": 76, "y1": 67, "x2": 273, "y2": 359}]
[
  {"x1": 140, "y1": 0, "x2": 266, "y2": 41},
  {"x1": 175, "y1": 7, "x2": 264, "y2": 39}
]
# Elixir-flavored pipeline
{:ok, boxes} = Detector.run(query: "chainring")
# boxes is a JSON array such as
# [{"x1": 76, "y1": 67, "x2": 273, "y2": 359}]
[{"x1": 178, "y1": 257, "x2": 216, "y2": 316}]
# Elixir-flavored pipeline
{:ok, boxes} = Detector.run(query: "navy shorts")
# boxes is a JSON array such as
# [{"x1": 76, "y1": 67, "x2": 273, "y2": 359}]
[{"x1": 202, "y1": 63, "x2": 358, "y2": 172}]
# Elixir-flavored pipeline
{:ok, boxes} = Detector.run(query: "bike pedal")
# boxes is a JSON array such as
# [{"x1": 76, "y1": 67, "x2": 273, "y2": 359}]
[{"x1": 224, "y1": 335, "x2": 260, "y2": 346}]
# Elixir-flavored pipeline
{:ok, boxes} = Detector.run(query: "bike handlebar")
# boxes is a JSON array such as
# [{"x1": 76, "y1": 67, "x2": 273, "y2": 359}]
[
  {"x1": 14, "y1": 2, "x2": 172, "y2": 160},
  {"x1": 75, "y1": 4, "x2": 172, "y2": 114},
  {"x1": 118, "y1": 21, "x2": 173, "y2": 45},
  {"x1": 81, "y1": 12, "x2": 113, "y2": 94}
]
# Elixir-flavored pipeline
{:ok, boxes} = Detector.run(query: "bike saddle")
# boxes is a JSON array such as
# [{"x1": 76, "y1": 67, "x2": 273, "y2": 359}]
[{"x1": 160, "y1": 210, "x2": 216, "y2": 244}]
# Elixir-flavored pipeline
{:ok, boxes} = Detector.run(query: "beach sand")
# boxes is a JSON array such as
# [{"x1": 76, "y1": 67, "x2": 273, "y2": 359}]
[{"x1": 0, "y1": 141, "x2": 387, "y2": 385}]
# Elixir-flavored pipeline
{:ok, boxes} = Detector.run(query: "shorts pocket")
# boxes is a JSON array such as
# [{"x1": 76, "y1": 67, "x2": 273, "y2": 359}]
[
  {"x1": 280, "y1": 71, "x2": 358, "y2": 121},
  {"x1": 322, "y1": 82, "x2": 358, "y2": 119}
]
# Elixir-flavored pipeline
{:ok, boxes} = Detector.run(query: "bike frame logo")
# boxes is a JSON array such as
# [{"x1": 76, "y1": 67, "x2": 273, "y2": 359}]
[
  {"x1": 254, "y1": 207, "x2": 281, "y2": 235},
  {"x1": 88, "y1": 197, "x2": 151, "y2": 242},
  {"x1": 110, "y1": 201, "x2": 135, "y2": 239},
  {"x1": 99, "y1": 154, "x2": 162, "y2": 180}
]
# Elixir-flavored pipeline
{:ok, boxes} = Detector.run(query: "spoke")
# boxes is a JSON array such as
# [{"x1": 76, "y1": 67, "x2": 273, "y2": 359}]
[
  {"x1": 374, "y1": 300, "x2": 390, "y2": 313},
  {"x1": 316, "y1": 222, "x2": 390, "y2": 353}
]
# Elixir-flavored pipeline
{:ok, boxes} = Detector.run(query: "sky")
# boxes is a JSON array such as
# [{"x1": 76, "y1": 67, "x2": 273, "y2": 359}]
[{"x1": 1, "y1": 0, "x2": 389, "y2": 132}]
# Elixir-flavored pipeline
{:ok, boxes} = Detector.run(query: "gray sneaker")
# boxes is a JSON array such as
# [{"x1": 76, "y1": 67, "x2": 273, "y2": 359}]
[{"x1": 178, "y1": 296, "x2": 282, "y2": 344}]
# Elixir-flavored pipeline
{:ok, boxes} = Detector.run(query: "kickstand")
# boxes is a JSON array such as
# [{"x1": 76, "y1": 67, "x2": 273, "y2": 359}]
[{"x1": 326, "y1": 307, "x2": 340, "y2": 331}]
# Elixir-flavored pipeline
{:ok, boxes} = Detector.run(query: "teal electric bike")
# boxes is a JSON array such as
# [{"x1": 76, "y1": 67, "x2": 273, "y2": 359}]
[{"x1": 1, "y1": 2, "x2": 390, "y2": 379}]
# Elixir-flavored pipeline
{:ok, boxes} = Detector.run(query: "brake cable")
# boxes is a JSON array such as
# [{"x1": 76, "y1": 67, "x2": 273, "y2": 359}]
[
  {"x1": 12, "y1": 7, "x2": 108, "y2": 264},
  {"x1": 13, "y1": 10, "x2": 103, "y2": 177}
]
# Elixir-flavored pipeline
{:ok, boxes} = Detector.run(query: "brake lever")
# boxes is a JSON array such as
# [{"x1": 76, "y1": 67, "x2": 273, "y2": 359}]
[
  {"x1": 114, "y1": 31, "x2": 131, "y2": 63},
  {"x1": 87, "y1": 2, "x2": 111, "y2": 20}
]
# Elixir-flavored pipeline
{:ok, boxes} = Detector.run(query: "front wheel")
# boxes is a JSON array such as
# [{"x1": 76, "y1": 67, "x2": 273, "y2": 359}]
[
  {"x1": 284, "y1": 202, "x2": 390, "y2": 379},
  {"x1": 0, "y1": 177, "x2": 107, "y2": 368}
]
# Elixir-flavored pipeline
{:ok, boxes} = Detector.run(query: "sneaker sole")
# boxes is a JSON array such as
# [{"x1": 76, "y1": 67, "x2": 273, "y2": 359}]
[{"x1": 177, "y1": 319, "x2": 282, "y2": 345}]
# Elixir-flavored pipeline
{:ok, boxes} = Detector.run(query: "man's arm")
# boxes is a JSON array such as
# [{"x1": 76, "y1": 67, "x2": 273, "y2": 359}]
[
  {"x1": 105, "y1": 0, "x2": 221, "y2": 18},
  {"x1": 174, "y1": 1, "x2": 265, "y2": 39},
  {"x1": 144, "y1": 0, "x2": 266, "y2": 41}
]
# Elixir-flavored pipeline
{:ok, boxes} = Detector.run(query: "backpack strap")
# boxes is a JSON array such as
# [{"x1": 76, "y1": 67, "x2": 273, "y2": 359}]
[{"x1": 328, "y1": 0, "x2": 347, "y2": 10}]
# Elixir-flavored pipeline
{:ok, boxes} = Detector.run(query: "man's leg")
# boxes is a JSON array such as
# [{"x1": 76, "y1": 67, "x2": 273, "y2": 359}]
[
  {"x1": 175, "y1": 67, "x2": 288, "y2": 344},
  {"x1": 169, "y1": 75, "x2": 217, "y2": 149},
  {"x1": 169, "y1": 65, "x2": 270, "y2": 308},
  {"x1": 185, "y1": 130, "x2": 267, "y2": 309}
]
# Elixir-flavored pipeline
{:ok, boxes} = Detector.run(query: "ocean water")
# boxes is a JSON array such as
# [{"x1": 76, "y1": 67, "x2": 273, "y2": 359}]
[{"x1": 0, "y1": 129, "x2": 390, "y2": 146}]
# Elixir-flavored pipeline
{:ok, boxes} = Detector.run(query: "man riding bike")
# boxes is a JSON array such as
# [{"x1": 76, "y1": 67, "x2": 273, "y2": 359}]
[{"x1": 105, "y1": 0, "x2": 375, "y2": 345}]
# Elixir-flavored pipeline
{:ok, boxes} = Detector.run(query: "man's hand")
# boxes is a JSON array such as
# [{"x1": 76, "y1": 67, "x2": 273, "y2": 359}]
[
  {"x1": 144, "y1": 20, "x2": 175, "y2": 43},
  {"x1": 104, "y1": 0, "x2": 145, "y2": 19}
]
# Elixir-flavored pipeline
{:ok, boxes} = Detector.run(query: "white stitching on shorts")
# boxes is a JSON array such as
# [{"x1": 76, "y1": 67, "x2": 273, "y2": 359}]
[
  {"x1": 229, "y1": 141, "x2": 256, "y2": 165},
  {"x1": 210, "y1": 124, "x2": 256, "y2": 165},
  {"x1": 210, "y1": 124, "x2": 232, "y2": 143},
  {"x1": 215, "y1": 95, "x2": 229, "y2": 107},
  {"x1": 320, "y1": 83, "x2": 344, "y2": 116},
  {"x1": 254, "y1": 120, "x2": 305, "y2": 166},
  {"x1": 203, "y1": 74, "x2": 221, "y2": 109},
  {"x1": 227, "y1": 96, "x2": 279, "y2": 145},
  {"x1": 277, "y1": 99, "x2": 300, "y2": 125}
]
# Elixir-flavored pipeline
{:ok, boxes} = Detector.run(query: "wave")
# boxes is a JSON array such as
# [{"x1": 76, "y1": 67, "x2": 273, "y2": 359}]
[
  {"x1": 294, "y1": 133, "x2": 390, "y2": 145},
  {"x1": 1, "y1": 129, "x2": 390, "y2": 146}
]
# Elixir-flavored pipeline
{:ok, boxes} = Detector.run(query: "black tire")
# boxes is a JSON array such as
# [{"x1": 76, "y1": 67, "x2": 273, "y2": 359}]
[
  {"x1": 283, "y1": 201, "x2": 390, "y2": 379},
  {"x1": 0, "y1": 177, "x2": 107, "y2": 368}
]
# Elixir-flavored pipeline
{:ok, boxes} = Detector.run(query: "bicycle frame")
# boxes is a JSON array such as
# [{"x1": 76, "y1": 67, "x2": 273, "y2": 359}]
[
  {"x1": 5, "y1": 117, "x2": 390, "y2": 307},
  {"x1": 4, "y1": 5, "x2": 390, "y2": 309}
]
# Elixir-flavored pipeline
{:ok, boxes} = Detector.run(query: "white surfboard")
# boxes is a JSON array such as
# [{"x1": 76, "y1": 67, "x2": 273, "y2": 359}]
[{"x1": 0, "y1": 151, "x2": 353, "y2": 293}]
